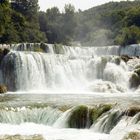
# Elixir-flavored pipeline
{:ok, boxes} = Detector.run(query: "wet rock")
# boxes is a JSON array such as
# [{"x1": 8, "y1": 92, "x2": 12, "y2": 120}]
[
  {"x1": 0, "y1": 134, "x2": 45, "y2": 140},
  {"x1": 68, "y1": 105, "x2": 89, "y2": 128},
  {"x1": 123, "y1": 132, "x2": 140, "y2": 140},
  {"x1": 121, "y1": 55, "x2": 132, "y2": 63},
  {"x1": 129, "y1": 73, "x2": 140, "y2": 88},
  {"x1": 114, "y1": 57, "x2": 121, "y2": 65},
  {"x1": 134, "y1": 65, "x2": 140, "y2": 70},
  {"x1": 40, "y1": 43, "x2": 49, "y2": 52},
  {"x1": 67, "y1": 105, "x2": 113, "y2": 129},
  {"x1": 0, "y1": 85, "x2": 7, "y2": 94},
  {"x1": 89, "y1": 81, "x2": 126, "y2": 93},
  {"x1": 0, "y1": 48, "x2": 10, "y2": 64},
  {"x1": 127, "y1": 107, "x2": 140, "y2": 117},
  {"x1": 53, "y1": 44, "x2": 65, "y2": 54},
  {"x1": 91, "y1": 104, "x2": 112, "y2": 123}
]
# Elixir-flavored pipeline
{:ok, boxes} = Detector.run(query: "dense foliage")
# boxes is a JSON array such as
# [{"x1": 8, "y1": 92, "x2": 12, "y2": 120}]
[
  {"x1": 1, "y1": 0, "x2": 140, "y2": 46},
  {"x1": 75, "y1": 0, "x2": 140, "y2": 46},
  {"x1": 0, "y1": 0, "x2": 46, "y2": 43},
  {"x1": 39, "y1": 4, "x2": 77, "y2": 45}
]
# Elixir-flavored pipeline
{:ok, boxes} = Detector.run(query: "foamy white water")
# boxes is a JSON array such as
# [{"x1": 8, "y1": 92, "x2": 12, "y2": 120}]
[
  {"x1": 1, "y1": 49, "x2": 129, "y2": 93},
  {"x1": 0, "y1": 123, "x2": 109, "y2": 140},
  {"x1": 0, "y1": 44, "x2": 140, "y2": 140}
]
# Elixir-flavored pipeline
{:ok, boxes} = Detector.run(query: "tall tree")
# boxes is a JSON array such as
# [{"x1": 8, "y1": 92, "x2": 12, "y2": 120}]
[
  {"x1": 0, "y1": 0, "x2": 11, "y2": 38},
  {"x1": 62, "y1": 4, "x2": 77, "y2": 45},
  {"x1": 11, "y1": 0, "x2": 46, "y2": 42}
]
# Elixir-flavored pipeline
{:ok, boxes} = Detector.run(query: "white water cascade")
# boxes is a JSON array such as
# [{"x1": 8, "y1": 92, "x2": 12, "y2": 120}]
[
  {"x1": 0, "y1": 43, "x2": 140, "y2": 140},
  {"x1": 1, "y1": 44, "x2": 130, "y2": 93}
]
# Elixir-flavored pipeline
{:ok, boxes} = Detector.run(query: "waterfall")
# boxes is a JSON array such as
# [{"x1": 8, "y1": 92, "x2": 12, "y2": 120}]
[
  {"x1": 1, "y1": 50, "x2": 129, "y2": 92},
  {"x1": 0, "y1": 43, "x2": 140, "y2": 140},
  {"x1": 91, "y1": 110, "x2": 124, "y2": 133},
  {"x1": 0, "y1": 107, "x2": 62, "y2": 125},
  {"x1": 1, "y1": 43, "x2": 140, "y2": 92}
]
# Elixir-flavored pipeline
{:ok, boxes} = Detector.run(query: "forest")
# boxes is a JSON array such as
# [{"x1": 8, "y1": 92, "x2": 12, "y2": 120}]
[{"x1": 0, "y1": 0, "x2": 140, "y2": 46}]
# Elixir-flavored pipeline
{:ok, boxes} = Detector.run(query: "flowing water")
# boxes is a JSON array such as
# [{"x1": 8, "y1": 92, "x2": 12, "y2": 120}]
[{"x1": 0, "y1": 43, "x2": 140, "y2": 140}]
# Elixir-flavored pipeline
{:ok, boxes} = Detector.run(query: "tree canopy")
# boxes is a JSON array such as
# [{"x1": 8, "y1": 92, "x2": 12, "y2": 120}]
[{"x1": 1, "y1": 0, "x2": 140, "y2": 46}]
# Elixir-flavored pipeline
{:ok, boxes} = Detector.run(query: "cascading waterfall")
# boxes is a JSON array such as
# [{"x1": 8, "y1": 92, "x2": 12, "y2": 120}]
[
  {"x1": 0, "y1": 107, "x2": 62, "y2": 125},
  {"x1": 0, "y1": 105, "x2": 139, "y2": 128},
  {"x1": 0, "y1": 43, "x2": 140, "y2": 140},
  {"x1": 1, "y1": 44, "x2": 130, "y2": 92}
]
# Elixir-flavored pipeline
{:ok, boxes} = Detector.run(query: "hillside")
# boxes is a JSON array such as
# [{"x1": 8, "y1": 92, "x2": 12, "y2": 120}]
[
  {"x1": 1, "y1": 0, "x2": 140, "y2": 46},
  {"x1": 75, "y1": 0, "x2": 140, "y2": 46}
]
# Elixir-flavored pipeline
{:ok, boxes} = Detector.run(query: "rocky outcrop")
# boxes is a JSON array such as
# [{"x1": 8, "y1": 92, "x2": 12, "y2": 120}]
[
  {"x1": 123, "y1": 132, "x2": 140, "y2": 140},
  {"x1": 129, "y1": 67, "x2": 140, "y2": 89},
  {"x1": 0, "y1": 85, "x2": 7, "y2": 94},
  {"x1": 121, "y1": 55, "x2": 133, "y2": 63},
  {"x1": 68, "y1": 105, "x2": 88, "y2": 128},
  {"x1": 0, "y1": 48, "x2": 10, "y2": 64},
  {"x1": 127, "y1": 107, "x2": 140, "y2": 117},
  {"x1": 0, "y1": 134, "x2": 45, "y2": 140},
  {"x1": 67, "y1": 105, "x2": 112, "y2": 129}
]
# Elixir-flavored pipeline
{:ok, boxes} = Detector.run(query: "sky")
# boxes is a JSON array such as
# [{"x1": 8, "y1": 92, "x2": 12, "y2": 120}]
[{"x1": 39, "y1": 0, "x2": 133, "y2": 12}]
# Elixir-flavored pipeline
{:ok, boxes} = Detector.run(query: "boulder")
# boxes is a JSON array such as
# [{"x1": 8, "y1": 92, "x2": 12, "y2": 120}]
[
  {"x1": 129, "y1": 73, "x2": 140, "y2": 88},
  {"x1": 0, "y1": 85, "x2": 7, "y2": 94},
  {"x1": 121, "y1": 55, "x2": 132, "y2": 63},
  {"x1": 67, "y1": 104, "x2": 113, "y2": 129},
  {"x1": 123, "y1": 132, "x2": 140, "y2": 140},
  {"x1": 91, "y1": 104, "x2": 112, "y2": 123},
  {"x1": 127, "y1": 107, "x2": 140, "y2": 117},
  {"x1": 0, "y1": 48, "x2": 10, "y2": 64},
  {"x1": 40, "y1": 43, "x2": 49, "y2": 52},
  {"x1": 68, "y1": 105, "x2": 89, "y2": 128}
]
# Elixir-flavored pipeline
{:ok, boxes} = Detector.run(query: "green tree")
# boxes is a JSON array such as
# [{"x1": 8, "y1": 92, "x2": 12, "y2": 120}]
[
  {"x1": 12, "y1": 0, "x2": 46, "y2": 42},
  {"x1": 45, "y1": 7, "x2": 62, "y2": 44},
  {"x1": 115, "y1": 26, "x2": 140, "y2": 46},
  {"x1": 62, "y1": 4, "x2": 77, "y2": 45},
  {"x1": 0, "y1": 0, "x2": 11, "y2": 38}
]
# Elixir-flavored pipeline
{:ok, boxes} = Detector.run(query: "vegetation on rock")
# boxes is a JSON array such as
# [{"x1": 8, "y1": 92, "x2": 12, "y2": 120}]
[
  {"x1": 67, "y1": 104, "x2": 112, "y2": 129},
  {"x1": 127, "y1": 107, "x2": 140, "y2": 117},
  {"x1": 123, "y1": 132, "x2": 140, "y2": 140},
  {"x1": 0, "y1": 48, "x2": 10, "y2": 63},
  {"x1": 0, "y1": 85, "x2": 7, "y2": 94},
  {"x1": 90, "y1": 104, "x2": 112, "y2": 123},
  {"x1": 68, "y1": 105, "x2": 88, "y2": 128}
]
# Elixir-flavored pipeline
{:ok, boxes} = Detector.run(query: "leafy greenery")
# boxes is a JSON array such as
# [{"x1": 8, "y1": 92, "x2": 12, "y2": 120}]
[
  {"x1": 75, "y1": 0, "x2": 140, "y2": 46},
  {"x1": 39, "y1": 4, "x2": 77, "y2": 45},
  {"x1": 1, "y1": 0, "x2": 140, "y2": 46},
  {"x1": 0, "y1": 0, "x2": 46, "y2": 43}
]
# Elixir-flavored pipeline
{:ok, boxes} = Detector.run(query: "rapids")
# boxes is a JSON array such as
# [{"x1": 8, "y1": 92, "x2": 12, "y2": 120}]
[
  {"x1": 0, "y1": 44, "x2": 132, "y2": 93},
  {"x1": 0, "y1": 43, "x2": 140, "y2": 140}
]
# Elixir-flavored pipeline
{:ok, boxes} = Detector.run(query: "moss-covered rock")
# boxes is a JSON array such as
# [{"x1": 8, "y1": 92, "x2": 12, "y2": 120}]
[
  {"x1": 40, "y1": 43, "x2": 49, "y2": 52},
  {"x1": 0, "y1": 134, "x2": 45, "y2": 140},
  {"x1": 129, "y1": 73, "x2": 140, "y2": 88},
  {"x1": 114, "y1": 57, "x2": 121, "y2": 65},
  {"x1": 134, "y1": 65, "x2": 140, "y2": 70},
  {"x1": 135, "y1": 68, "x2": 140, "y2": 76},
  {"x1": 123, "y1": 132, "x2": 140, "y2": 140},
  {"x1": 127, "y1": 107, "x2": 140, "y2": 117},
  {"x1": 53, "y1": 44, "x2": 65, "y2": 54},
  {"x1": 121, "y1": 55, "x2": 132, "y2": 63},
  {"x1": 68, "y1": 105, "x2": 88, "y2": 128},
  {"x1": 96, "y1": 56, "x2": 108, "y2": 79},
  {"x1": 34, "y1": 47, "x2": 44, "y2": 52},
  {"x1": 67, "y1": 104, "x2": 113, "y2": 129},
  {"x1": 91, "y1": 104, "x2": 112, "y2": 123},
  {"x1": 0, "y1": 48, "x2": 10, "y2": 64},
  {"x1": 0, "y1": 85, "x2": 7, "y2": 94}
]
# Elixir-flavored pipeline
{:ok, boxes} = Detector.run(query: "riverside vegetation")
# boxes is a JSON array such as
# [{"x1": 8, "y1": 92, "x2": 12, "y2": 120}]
[{"x1": 0, "y1": 0, "x2": 140, "y2": 46}]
